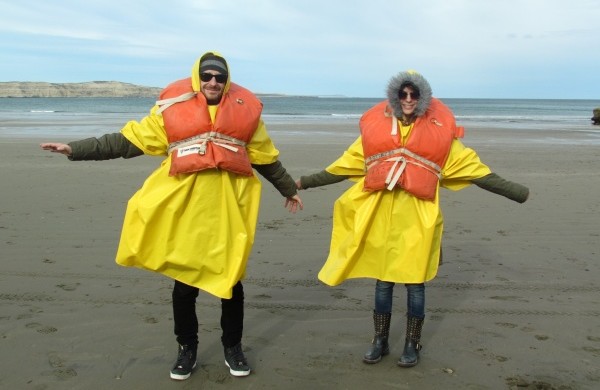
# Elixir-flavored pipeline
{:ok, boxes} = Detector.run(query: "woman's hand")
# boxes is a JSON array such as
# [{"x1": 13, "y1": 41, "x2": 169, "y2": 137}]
[{"x1": 284, "y1": 194, "x2": 303, "y2": 214}]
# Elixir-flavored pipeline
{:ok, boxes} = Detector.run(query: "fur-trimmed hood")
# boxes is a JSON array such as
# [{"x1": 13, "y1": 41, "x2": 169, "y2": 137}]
[{"x1": 386, "y1": 70, "x2": 432, "y2": 118}]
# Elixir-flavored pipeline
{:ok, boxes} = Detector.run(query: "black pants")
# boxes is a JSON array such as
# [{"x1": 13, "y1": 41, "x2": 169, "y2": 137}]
[{"x1": 172, "y1": 279, "x2": 244, "y2": 349}]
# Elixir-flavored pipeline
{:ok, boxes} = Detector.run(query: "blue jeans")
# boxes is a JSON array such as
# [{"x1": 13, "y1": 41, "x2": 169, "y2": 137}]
[{"x1": 374, "y1": 280, "x2": 425, "y2": 319}]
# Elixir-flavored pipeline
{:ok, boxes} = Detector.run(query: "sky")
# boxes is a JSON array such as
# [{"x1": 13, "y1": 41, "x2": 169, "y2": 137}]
[{"x1": 1, "y1": 0, "x2": 599, "y2": 99}]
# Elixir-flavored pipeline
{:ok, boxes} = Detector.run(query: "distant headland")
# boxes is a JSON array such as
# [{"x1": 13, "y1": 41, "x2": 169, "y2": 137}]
[{"x1": 0, "y1": 81, "x2": 163, "y2": 98}]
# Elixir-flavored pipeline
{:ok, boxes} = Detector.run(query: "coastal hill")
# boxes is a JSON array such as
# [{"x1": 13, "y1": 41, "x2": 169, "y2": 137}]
[{"x1": 0, "y1": 81, "x2": 163, "y2": 98}]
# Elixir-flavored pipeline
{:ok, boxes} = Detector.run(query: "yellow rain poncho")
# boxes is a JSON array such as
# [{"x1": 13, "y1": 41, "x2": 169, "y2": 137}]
[
  {"x1": 114, "y1": 52, "x2": 279, "y2": 299},
  {"x1": 318, "y1": 125, "x2": 491, "y2": 286}
]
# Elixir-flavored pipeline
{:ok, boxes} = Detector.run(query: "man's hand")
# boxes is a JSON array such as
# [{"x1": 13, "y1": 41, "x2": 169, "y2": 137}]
[
  {"x1": 40, "y1": 143, "x2": 72, "y2": 156},
  {"x1": 284, "y1": 194, "x2": 303, "y2": 214}
]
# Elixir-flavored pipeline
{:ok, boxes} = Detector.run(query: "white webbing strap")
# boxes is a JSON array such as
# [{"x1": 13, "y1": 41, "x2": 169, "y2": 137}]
[
  {"x1": 366, "y1": 148, "x2": 443, "y2": 191},
  {"x1": 384, "y1": 157, "x2": 407, "y2": 190},
  {"x1": 366, "y1": 147, "x2": 441, "y2": 173},
  {"x1": 196, "y1": 137, "x2": 239, "y2": 155},
  {"x1": 155, "y1": 92, "x2": 197, "y2": 114},
  {"x1": 168, "y1": 132, "x2": 247, "y2": 155}
]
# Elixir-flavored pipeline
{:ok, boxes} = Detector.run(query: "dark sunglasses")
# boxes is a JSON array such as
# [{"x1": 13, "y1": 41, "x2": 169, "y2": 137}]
[
  {"x1": 200, "y1": 72, "x2": 228, "y2": 83},
  {"x1": 399, "y1": 90, "x2": 420, "y2": 100}
]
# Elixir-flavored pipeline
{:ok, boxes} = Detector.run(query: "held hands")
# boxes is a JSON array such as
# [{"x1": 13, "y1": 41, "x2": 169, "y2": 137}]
[
  {"x1": 282, "y1": 179, "x2": 306, "y2": 213},
  {"x1": 284, "y1": 194, "x2": 303, "y2": 214},
  {"x1": 40, "y1": 143, "x2": 72, "y2": 156},
  {"x1": 284, "y1": 178, "x2": 305, "y2": 213}
]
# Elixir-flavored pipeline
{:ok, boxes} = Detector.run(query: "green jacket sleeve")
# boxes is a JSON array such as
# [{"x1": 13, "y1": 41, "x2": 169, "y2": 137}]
[
  {"x1": 252, "y1": 160, "x2": 298, "y2": 198},
  {"x1": 472, "y1": 173, "x2": 529, "y2": 203},
  {"x1": 68, "y1": 133, "x2": 144, "y2": 161},
  {"x1": 300, "y1": 170, "x2": 348, "y2": 189}
]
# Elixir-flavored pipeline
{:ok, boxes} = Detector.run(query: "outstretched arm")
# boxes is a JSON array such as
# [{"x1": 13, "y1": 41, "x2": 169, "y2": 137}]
[
  {"x1": 40, "y1": 133, "x2": 143, "y2": 161},
  {"x1": 253, "y1": 160, "x2": 303, "y2": 213},
  {"x1": 472, "y1": 173, "x2": 529, "y2": 203},
  {"x1": 297, "y1": 170, "x2": 348, "y2": 190}
]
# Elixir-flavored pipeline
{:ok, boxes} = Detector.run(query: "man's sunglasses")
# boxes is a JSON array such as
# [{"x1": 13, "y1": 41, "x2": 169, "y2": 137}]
[
  {"x1": 200, "y1": 73, "x2": 228, "y2": 83},
  {"x1": 399, "y1": 91, "x2": 420, "y2": 100}
]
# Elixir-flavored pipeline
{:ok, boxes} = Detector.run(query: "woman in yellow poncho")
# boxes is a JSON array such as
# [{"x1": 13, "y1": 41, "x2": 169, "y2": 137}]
[
  {"x1": 41, "y1": 52, "x2": 303, "y2": 381},
  {"x1": 298, "y1": 71, "x2": 529, "y2": 368}
]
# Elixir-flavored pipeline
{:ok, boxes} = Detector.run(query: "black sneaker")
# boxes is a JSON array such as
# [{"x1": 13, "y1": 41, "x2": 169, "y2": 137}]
[
  {"x1": 170, "y1": 344, "x2": 197, "y2": 380},
  {"x1": 224, "y1": 343, "x2": 251, "y2": 377}
]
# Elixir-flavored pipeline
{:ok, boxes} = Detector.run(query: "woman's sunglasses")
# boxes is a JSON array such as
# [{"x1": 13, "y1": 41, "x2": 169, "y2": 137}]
[
  {"x1": 200, "y1": 73, "x2": 228, "y2": 83},
  {"x1": 399, "y1": 91, "x2": 420, "y2": 100}
]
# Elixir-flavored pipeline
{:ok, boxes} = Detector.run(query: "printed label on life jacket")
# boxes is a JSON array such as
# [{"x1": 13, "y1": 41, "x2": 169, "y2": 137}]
[{"x1": 177, "y1": 144, "x2": 204, "y2": 157}]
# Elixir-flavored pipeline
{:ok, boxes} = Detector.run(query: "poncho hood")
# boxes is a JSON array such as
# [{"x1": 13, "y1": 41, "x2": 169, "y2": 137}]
[
  {"x1": 191, "y1": 51, "x2": 231, "y2": 94},
  {"x1": 386, "y1": 70, "x2": 432, "y2": 118}
]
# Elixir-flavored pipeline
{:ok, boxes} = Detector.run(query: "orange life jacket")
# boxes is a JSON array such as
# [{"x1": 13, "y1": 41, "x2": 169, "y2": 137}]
[
  {"x1": 361, "y1": 98, "x2": 463, "y2": 200},
  {"x1": 158, "y1": 78, "x2": 263, "y2": 177}
]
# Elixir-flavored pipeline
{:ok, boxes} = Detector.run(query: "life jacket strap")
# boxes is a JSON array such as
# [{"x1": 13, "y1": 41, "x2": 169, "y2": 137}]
[
  {"x1": 155, "y1": 92, "x2": 197, "y2": 114},
  {"x1": 366, "y1": 147, "x2": 442, "y2": 191},
  {"x1": 168, "y1": 132, "x2": 247, "y2": 155},
  {"x1": 385, "y1": 157, "x2": 407, "y2": 190}
]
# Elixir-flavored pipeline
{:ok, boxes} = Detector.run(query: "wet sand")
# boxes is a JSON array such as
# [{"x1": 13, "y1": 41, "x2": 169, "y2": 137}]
[{"x1": 1, "y1": 123, "x2": 599, "y2": 389}]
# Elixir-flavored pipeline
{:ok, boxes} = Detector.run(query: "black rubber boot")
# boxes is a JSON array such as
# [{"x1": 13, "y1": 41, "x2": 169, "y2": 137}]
[
  {"x1": 363, "y1": 311, "x2": 391, "y2": 364},
  {"x1": 397, "y1": 315, "x2": 424, "y2": 368}
]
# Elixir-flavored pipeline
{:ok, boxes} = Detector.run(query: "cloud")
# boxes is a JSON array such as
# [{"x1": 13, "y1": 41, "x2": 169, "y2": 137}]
[{"x1": 0, "y1": 0, "x2": 598, "y2": 98}]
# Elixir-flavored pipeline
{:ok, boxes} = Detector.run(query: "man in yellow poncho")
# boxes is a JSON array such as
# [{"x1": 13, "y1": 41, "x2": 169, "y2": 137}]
[
  {"x1": 297, "y1": 71, "x2": 529, "y2": 368},
  {"x1": 41, "y1": 51, "x2": 303, "y2": 381}
]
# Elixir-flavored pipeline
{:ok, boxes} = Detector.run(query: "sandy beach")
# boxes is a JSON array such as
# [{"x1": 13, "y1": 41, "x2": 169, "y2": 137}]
[{"x1": 1, "y1": 122, "x2": 599, "y2": 389}]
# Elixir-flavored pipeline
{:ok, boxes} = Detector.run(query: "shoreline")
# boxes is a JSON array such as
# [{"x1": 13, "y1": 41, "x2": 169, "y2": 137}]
[
  {"x1": 1, "y1": 124, "x2": 599, "y2": 389},
  {"x1": 2, "y1": 123, "x2": 600, "y2": 147}
]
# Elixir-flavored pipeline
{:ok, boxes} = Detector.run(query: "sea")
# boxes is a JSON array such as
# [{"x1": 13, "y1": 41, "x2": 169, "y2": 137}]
[{"x1": 1, "y1": 96, "x2": 599, "y2": 144}]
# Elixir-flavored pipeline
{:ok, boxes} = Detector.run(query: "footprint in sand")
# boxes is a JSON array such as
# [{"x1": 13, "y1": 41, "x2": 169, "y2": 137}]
[
  {"x1": 56, "y1": 283, "x2": 80, "y2": 291},
  {"x1": 505, "y1": 376, "x2": 569, "y2": 389},
  {"x1": 495, "y1": 322, "x2": 518, "y2": 328},
  {"x1": 48, "y1": 352, "x2": 78, "y2": 379},
  {"x1": 330, "y1": 289, "x2": 347, "y2": 300},
  {"x1": 26, "y1": 322, "x2": 58, "y2": 334},
  {"x1": 143, "y1": 316, "x2": 158, "y2": 324},
  {"x1": 582, "y1": 346, "x2": 600, "y2": 357}
]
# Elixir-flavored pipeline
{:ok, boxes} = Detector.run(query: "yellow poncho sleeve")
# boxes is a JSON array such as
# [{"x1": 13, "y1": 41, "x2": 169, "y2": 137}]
[
  {"x1": 247, "y1": 120, "x2": 280, "y2": 165},
  {"x1": 324, "y1": 136, "x2": 365, "y2": 181},
  {"x1": 441, "y1": 140, "x2": 492, "y2": 191},
  {"x1": 120, "y1": 106, "x2": 168, "y2": 156}
]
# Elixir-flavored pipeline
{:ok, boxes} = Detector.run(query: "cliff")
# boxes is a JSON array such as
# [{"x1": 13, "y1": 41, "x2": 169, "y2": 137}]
[{"x1": 0, "y1": 81, "x2": 163, "y2": 98}]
